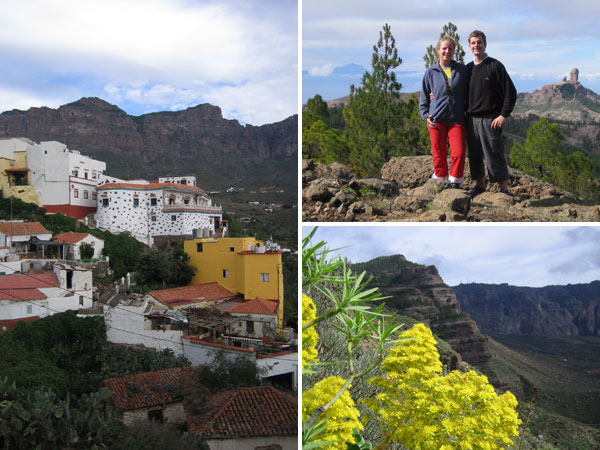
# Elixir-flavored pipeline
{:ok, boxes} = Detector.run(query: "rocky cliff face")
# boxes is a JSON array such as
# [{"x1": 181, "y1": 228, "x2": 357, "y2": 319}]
[
  {"x1": 0, "y1": 97, "x2": 298, "y2": 190},
  {"x1": 453, "y1": 281, "x2": 600, "y2": 336},
  {"x1": 351, "y1": 255, "x2": 493, "y2": 366}
]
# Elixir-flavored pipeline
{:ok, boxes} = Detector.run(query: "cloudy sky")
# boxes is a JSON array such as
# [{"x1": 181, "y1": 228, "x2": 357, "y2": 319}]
[
  {"x1": 303, "y1": 0, "x2": 600, "y2": 102},
  {"x1": 302, "y1": 225, "x2": 600, "y2": 287},
  {"x1": 0, "y1": 0, "x2": 298, "y2": 126}
]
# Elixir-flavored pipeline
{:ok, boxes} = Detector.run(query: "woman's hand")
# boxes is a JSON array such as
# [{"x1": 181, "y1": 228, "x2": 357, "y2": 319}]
[{"x1": 426, "y1": 115, "x2": 437, "y2": 129}]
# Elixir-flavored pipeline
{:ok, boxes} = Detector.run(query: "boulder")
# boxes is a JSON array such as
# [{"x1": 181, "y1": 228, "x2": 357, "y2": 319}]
[
  {"x1": 380, "y1": 155, "x2": 434, "y2": 188},
  {"x1": 348, "y1": 177, "x2": 399, "y2": 197},
  {"x1": 303, "y1": 178, "x2": 342, "y2": 202},
  {"x1": 432, "y1": 189, "x2": 471, "y2": 215}
]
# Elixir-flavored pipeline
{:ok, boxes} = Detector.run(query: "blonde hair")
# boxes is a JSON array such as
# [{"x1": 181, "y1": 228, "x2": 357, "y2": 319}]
[{"x1": 437, "y1": 35, "x2": 456, "y2": 50}]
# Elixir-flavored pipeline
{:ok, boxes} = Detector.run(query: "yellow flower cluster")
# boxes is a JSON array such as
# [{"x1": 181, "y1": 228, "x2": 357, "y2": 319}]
[
  {"x1": 367, "y1": 323, "x2": 521, "y2": 450},
  {"x1": 302, "y1": 294, "x2": 319, "y2": 371},
  {"x1": 302, "y1": 376, "x2": 363, "y2": 450}
]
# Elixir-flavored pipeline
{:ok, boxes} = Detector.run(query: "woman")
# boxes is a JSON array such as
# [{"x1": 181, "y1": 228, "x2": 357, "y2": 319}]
[{"x1": 419, "y1": 35, "x2": 468, "y2": 186}]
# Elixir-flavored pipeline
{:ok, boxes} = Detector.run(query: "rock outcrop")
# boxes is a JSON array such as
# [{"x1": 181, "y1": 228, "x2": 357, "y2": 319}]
[
  {"x1": 513, "y1": 69, "x2": 600, "y2": 122},
  {"x1": 453, "y1": 281, "x2": 600, "y2": 336},
  {"x1": 303, "y1": 157, "x2": 600, "y2": 222},
  {"x1": 351, "y1": 255, "x2": 493, "y2": 367}
]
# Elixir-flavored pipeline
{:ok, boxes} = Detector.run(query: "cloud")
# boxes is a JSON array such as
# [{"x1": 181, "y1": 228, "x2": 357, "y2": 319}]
[
  {"x1": 303, "y1": 226, "x2": 599, "y2": 288},
  {"x1": 0, "y1": 0, "x2": 297, "y2": 125},
  {"x1": 307, "y1": 64, "x2": 335, "y2": 77}
]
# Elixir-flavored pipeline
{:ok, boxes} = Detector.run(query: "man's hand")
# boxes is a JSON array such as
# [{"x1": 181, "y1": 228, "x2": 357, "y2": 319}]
[
  {"x1": 426, "y1": 115, "x2": 437, "y2": 129},
  {"x1": 491, "y1": 115, "x2": 505, "y2": 129}
]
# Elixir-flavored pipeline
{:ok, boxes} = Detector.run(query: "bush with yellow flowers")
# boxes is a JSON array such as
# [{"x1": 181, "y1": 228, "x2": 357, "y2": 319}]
[{"x1": 366, "y1": 323, "x2": 521, "y2": 449}]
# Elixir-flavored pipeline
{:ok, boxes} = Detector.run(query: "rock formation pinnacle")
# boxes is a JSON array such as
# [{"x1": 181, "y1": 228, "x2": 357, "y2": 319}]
[{"x1": 570, "y1": 67, "x2": 579, "y2": 83}]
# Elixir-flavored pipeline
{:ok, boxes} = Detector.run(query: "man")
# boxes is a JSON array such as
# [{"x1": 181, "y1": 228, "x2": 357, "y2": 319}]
[{"x1": 466, "y1": 30, "x2": 517, "y2": 197}]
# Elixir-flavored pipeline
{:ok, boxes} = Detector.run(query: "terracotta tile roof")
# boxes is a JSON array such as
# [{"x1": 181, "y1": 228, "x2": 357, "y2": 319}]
[
  {"x1": 103, "y1": 367, "x2": 197, "y2": 411},
  {"x1": 187, "y1": 386, "x2": 297, "y2": 439},
  {"x1": 0, "y1": 273, "x2": 59, "y2": 289},
  {"x1": 0, "y1": 288, "x2": 47, "y2": 301},
  {"x1": 0, "y1": 316, "x2": 40, "y2": 330},
  {"x1": 0, "y1": 222, "x2": 51, "y2": 236},
  {"x1": 225, "y1": 298, "x2": 278, "y2": 315},
  {"x1": 52, "y1": 232, "x2": 89, "y2": 244},
  {"x1": 149, "y1": 283, "x2": 236, "y2": 308}
]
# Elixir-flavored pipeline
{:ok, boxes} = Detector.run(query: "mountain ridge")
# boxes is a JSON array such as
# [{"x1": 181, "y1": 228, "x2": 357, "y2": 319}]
[
  {"x1": 453, "y1": 281, "x2": 600, "y2": 336},
  {"x1": 0, "y1": 97, "x2": 298, "y2": 192}
]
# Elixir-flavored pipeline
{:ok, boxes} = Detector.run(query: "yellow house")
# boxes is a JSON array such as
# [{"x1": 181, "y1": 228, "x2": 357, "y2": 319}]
[
  {"x1": 184, "y1": 236, "x2": 284, "y2": 331},
  {"x1": 0, "y1": 138, "x2": 39, "y2": 205}
]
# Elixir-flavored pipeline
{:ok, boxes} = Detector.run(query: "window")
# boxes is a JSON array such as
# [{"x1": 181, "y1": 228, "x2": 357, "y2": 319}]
[
  {"x1": 79, "y1": 295, "x2": 84, "y2": 306},
  {"x1": 92, "y1": 192, "x2": 97, "y2": 200},
  {"x1": 197, "y1": 243, "x2": 203, "y2": 252},
  {"x1": 171, "y1": 215, "x2": 177, "y2": 221},
  {"x1": 184, "y1": 199, "x2": 189, "y2": 205},
  {"x1": 260, "y1": 273, "x2": 269, "y2": 282},
  {"x1": 229, "y1": 246, "x2": 235, "y2": 252},
  {"x1": 150, "y1": 198, "x2": 157, "y2": 206},
  {"x1": 84, "y1": 171, "x2": 88, "y2": 179},
  {"x1": 147, "y1": 409, "x2": 164, "y2": 423},
  {"x1": 151, "y1": 215, "x2": 156, "y2": 222},
  {"x1": 73, "y1": 189, "x2": 79, "y2": 198},
  {"x1": 168, "y1": 197, "x2": 175, "y2": 205},
  {"x1": 133, "y1": 198, "x2": 139, "y2": 207},
  {"x1": 84, "y1": 190, "x2": 88, "y2": 199},
  {"x1": 102, "y1": 198, "x2": 109, "y2": 207},
  {"x1": 26, "y1": 305, "x2": 33, "y2": 314},
  {"x1": 246, "y1": 320, "x2": 254, "y2": 333},
  {"x1": 222, "y1": 269, "x2": 229, "y2": 278}
]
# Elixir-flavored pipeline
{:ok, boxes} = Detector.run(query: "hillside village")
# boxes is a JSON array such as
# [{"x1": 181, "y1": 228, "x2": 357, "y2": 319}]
[{"x1": 0, "y1": 137, "x2": 298, "y2": 448}]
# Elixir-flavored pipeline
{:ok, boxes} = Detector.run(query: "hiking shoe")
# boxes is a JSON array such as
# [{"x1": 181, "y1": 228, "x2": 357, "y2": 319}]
[{"x1": 470, "y1": 185, "x2": 485, "y2": 198}]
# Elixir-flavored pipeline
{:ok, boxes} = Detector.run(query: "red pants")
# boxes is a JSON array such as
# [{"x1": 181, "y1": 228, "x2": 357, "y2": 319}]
[{"x1": 428, "y1": 122, "x2": 466, "y2": 182}]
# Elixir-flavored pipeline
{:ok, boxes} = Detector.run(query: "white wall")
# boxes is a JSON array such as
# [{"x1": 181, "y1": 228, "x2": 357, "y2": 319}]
[
  {"x1": 206, "y1": 436, "x2": 297, "y2": 450},
  {"x1": 0, "y1": 138, "x2": 31, "y2": 159},
  {"x1": 103, "y1": 303, "x2": 184, "y2": 354},
  {"x1": 27, "y1": 141, "x2": 105, "y2": 207},
  {"x1": 75, "y1": 234, "x2": 105, "y2": 259},
  {"x1": 181, "y1": 338, "x2": 256, "y2": 367},
  {"x1": 257, "y1": 352, "x2": 298, "y2": 391},
  {"x1": 228, "y1": 313, "x2": 277, "y2": 338}
]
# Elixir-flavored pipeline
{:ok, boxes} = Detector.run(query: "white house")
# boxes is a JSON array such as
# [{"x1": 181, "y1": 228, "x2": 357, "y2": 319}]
[
  {"x1": 52, "y1": 232, "x2": 105, "y2": 260},
  {"x1": 103, "y1": 296, "x2": 186, "y2": 355},
  {"x1": 27, "y1": 141, "x2": 106, "y2": 219},
  {"x1": 94, "y1": 180, "x2": 223, "y2": 245},
  {"x1": 0, "y1": 263, "x2": 93, "y2": 329},
  {"x1": 0, "y1": 221, "x2": 52, "y2": 259}
]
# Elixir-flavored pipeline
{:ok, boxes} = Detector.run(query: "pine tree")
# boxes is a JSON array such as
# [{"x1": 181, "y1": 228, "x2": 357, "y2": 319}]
[
  {"x1": 423, "y1": 22, "x2": 466, "y2": 67},
  {"x1": 343, "y1": 23, "x2": 404, "y2": 176},
  {"x1": 303, "y1": 94, "x2": 330, "y2": 130}
]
